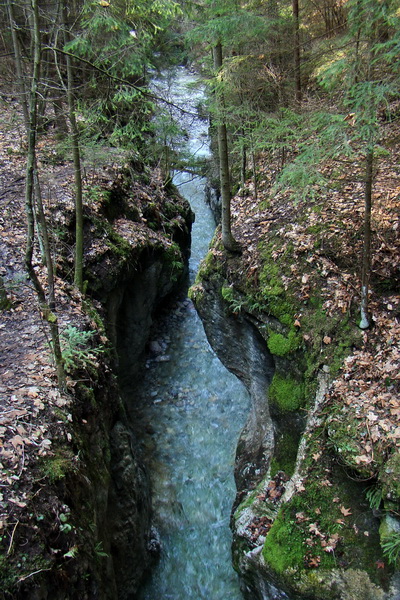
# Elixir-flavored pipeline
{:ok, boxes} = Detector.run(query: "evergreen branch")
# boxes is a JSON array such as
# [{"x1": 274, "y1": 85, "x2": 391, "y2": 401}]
[{"x1": 43, "y1": 45, "x2": 198, "y2": 117}]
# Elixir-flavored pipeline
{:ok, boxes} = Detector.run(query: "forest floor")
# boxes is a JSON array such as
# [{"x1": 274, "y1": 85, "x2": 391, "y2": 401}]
[
  {"x1": 223, "y1": 113, "x2": 400, "y2": 481},
  {"x1": 0, "y1": 103, "x2": 103, "y2": 573},
  {"x1": 0, "y1": 94, "x2": 400, "y2": 582},
  {"x1": 0, "y1": 100, "x2": 178, "y2": 585}
]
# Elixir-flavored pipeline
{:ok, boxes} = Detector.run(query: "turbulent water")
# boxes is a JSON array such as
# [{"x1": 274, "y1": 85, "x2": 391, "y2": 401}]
[{"x1": 131, "y1": 67, "x2": 249, "y2": 600}]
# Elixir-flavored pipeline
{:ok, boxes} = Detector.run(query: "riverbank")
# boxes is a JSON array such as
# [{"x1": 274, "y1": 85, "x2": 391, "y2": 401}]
[
  {"x1": 191, "y1": 115, "x2": 400, "y2": 598},
  {"x1": 0, "y1": 97, "x2": 193, "y2": 598}
]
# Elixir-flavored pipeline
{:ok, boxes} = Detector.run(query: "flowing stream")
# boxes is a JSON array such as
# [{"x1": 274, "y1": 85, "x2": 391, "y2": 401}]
[{"x1": 130, "y1": 67, "x2": 249, "y2": 600}]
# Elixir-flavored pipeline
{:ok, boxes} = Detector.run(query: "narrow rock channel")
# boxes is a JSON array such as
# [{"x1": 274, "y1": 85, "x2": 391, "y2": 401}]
[{"x1": 123, "y1": 68, "x2": 250, "y2": 599}]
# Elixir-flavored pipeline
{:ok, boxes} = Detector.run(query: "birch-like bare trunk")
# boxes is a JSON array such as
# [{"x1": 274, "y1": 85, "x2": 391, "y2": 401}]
[
  {"x1": 213, "y1": 42, "x2": 240, "y2": 253},
  {"x1": 359, "y1": 148, "x2": 374, "y2": 329}
]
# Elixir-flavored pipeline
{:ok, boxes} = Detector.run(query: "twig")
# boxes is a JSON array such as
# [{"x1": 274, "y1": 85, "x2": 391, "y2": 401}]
[
  {"x1": 366, "y1": 420, "x2": 375, "y2": 462},
  {"x1": 18, "y1": 567, "x2": 52, "y2": 583},
  {"x1": 7, "y1": 520, "x2": 19, "y2": 555}
]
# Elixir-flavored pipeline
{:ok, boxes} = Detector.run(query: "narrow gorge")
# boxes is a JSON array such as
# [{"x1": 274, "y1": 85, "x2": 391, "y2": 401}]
[{"x1": 1, "y1": 56, "x2": 399, "y2": 600}]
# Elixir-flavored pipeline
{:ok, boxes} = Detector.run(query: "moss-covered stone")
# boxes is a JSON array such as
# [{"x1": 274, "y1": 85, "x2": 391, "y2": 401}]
[
  {"x1": 270, "y1": 429, "x2": 300, "y2": 477},
  {"x1": 192, "y1": 170, "x2": 399, "y2": 598},
  {"x1": 262, "y1": 459, "x2": 390, "y2": 588},
  {"x1": 267, "y1": 330, "x2": 301, "y2": 356},
  {"x1": 269, "y1": 373, "x2": 305, "y2": 412},
  {"x1": 380, "y1": 452, "x2": 400, "y2": 503}
]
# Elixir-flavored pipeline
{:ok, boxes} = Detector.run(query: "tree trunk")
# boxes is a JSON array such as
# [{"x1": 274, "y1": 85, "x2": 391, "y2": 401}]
[
  {"x1": 213, "y1": 42, "x2": 240, "y2": 253},
  {"x1": 63, "y1": 5, "x2": 84, "y2": 292},
  {"x1": 25, "y1": 0, "x2": 65, "y2": 388},
  {"x1": 0, "y1": 276, "x2": 11, "y2": 311},
  {"x1": 293, "y1": 0, "x2": 302, "y2": 106},
  {"x1": 33, "y1": 164, "x2": 56, "y2": 307},
  {"x1": 359, "y1": 148, "x2": 374, "y2": 329},
  {"x1": 7, "y1": 0, "x2": 29, "y2": 127},
  {"x1": 241, "y1": 140, "x2": 246, "y2": 199},
  {"x1": 251, "y1": 151, "x2": 258, "y2": 201}
]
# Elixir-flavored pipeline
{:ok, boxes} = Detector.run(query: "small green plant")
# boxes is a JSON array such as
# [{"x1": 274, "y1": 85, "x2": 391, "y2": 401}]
[
  {"x1": 64, "y1": 545, "x2": 78, "y2": 558},
  {"x1": 95, "y1": 542, "x2": 109, "y2": 559},
  {"x1": 366, "y1": 486, "x2": 383, "y2": 510},
  {"x1": 59, "y1": 512, "x2": 73, "y2": 533},
  {"x1": 42, "y1": 448, "x2": 77, "y2": 482},
  {"x1": 382, "y1": 532, "x2": 400, "y2": 565},
  {"x1": 221, "y1": 285, "x2": 246, "y2": 314},
  {"x1": 84, "y1": 185, "x2": 108, "y2": 205},
  {"x1": 61, "y1": 326, "x2": 104, "y2": 373}
]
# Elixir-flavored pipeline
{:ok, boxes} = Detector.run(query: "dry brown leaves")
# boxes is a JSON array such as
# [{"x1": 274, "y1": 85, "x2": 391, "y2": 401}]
[{"x1": 228, "y1": 119, "x2": 400, "y2": 479}]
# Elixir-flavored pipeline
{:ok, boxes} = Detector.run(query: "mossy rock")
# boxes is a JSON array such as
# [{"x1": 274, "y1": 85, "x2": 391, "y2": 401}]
[
  {"x1": 267, "y1": 330, "x2": 301, "y2": 356},
  {"x1": 261, "y1": 437, "x2": 391, "y2": 596},
  {"x1": 270, "y1": 428, "x2": 301, "y2": 477},
  {"x1": 269, "y1": 373, "x2": 305, "y2": 412},
  {"x1": 380, "y1": 452, "x2": 400, "y2": 503}
]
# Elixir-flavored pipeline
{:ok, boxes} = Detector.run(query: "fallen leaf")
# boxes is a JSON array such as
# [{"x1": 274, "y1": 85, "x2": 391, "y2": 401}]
[
  {"x1": 367, "y1": 412, "x2": 378, "y2": 422},
  {"x1": 340, "y1": 506, "x2": 352, "y2": 517},
  {"x1": 8, "y1": 498, "x2": 26, "y2": 508},
  {"x1": 10, "y1": 435, "x2": 24, "y2": 449}
]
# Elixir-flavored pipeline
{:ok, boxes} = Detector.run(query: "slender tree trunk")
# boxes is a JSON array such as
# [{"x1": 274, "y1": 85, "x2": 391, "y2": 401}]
[
  {"x1": 7, "y1": 0, "x2": 29, "y2": 127},
  {"x1": 293, "y1": 0, "x2": 302, "y2": 106},
  {"x1": 33, "y1": 164, "x2": 55, "y2": 307},
  {"x1": 25, "y1": 0, "x2": 65, "y2": 388},
  {"x1": 359, "y1": 148, "x2": 374, "y2": 329},
  {"x1": 251, "y1": 151, "x2": 258, "y2": 201},
  {"x1": 68, "y1": 68, "x2": 84, "y2": 292},
  {"x1": 213, "y1": 42, "x2": 240, "y2": 253},
  {"x1": 63, "y1": 6, "x2": 84, "y2": 291},
  {"x1": 241, "y1": 140, "x2": 246, "y2": 199},
  {"x1": 0, "y1": 276, "x2": 11, "y2": 310}
]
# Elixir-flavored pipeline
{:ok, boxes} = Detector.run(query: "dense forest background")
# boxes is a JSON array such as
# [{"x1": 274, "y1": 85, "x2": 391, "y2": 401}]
[{"x1": 1, "y1": 0, "x2": 399, "y2": 339}]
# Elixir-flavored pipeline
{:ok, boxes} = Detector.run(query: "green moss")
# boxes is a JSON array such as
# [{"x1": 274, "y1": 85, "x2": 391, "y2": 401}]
[
  {"x1": 270, "y1": 429, "x2": 300, "y2": 477},
  {"x1": 257, "y1": 239, "x2": 298, "y2": 324},
  {"x1": 262, "y1": 508, "x2": 307, "y2": 573},
  {"x1": 41, "y1": 448, "x2": 77, "y2": 483},
  {"x1": 269, "y1": 373, "x2": 305, "y2": 412},
  {"x1": 234, "y1": 480, "x2": 268, "y2": 519},
  {"x1": 0, "y1": 551, "x2": 52, "y2": 593},
  {"x1": 163, "y1": 242, "x2": 184, "y2": 282},
  {"x1": 82, "y1": 300, "x2": 107, "y2": 333},
  {"x1": 193, "y1": 238, "x2": 224, "y2": 287},
  {"x1": 76, "y1": 383, "x2": 97, "y2": 407},
  {"x1": 262, "y1": 428, "x2": 390, "y2": 587},
  {"x1": 92, "y1": 216, "x2": 132, "y2": 260},
  {"x1": 267, "y1": 330, "x2": 301, "y2": 356},
  {"x1": 107, "y1": 229, "x2": 132, "y2": 259}
]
